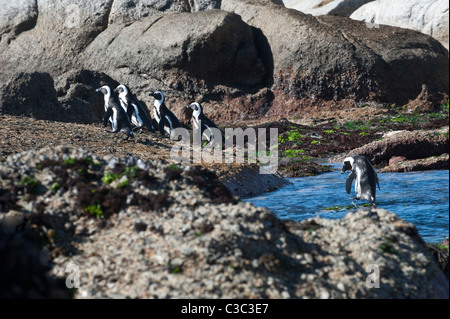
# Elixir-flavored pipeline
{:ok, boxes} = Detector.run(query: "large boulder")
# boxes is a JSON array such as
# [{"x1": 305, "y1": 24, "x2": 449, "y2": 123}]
[
  {"x1": 350, "y1": 0, "x2": 450, "y2": 50},
  {"x1": 0, "y1": 0, "x2": 113, "y2": 82},
  {"x1": 0, "y1": 0, "x2": 448, "y2": 123},
  {"x1": 55, "y1": 70, "x2": 120, "y2": 124},
  {"x1": 282, "y1": 0, "x2": 373, "y2": 16},
  {"x1": 82, "y1": 10, "x2": 266, "y2": 121},
  {"x1": 221, "y1": 0, "x2": 449, "y2": 118},
  {"x1": 0, "y1": 72, "x2": 64, "y2": 121},
  {"x1": 0, "y1": 0, "x2": 38, "y2": 46},
  {"x1": 333, "y1": 127, "x2": 449, "y2": 166},
  {"x1": 108, "y1": 0, "x2": 221, "y2": 24}
]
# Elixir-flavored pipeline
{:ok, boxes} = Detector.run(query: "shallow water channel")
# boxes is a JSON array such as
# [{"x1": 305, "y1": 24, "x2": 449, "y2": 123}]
[{"x1": 246, "y1": 164, "x2": 449, "y2": 243}]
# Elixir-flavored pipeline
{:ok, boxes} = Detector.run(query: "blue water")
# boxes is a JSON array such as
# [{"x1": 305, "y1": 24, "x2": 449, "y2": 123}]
[{"x1": 246, "y1": 164, "x2": 449, "y2": 243}]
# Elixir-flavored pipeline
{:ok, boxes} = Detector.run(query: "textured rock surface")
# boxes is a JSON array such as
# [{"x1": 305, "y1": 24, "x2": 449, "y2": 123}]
[
  {"x1": 0, "y1": 72, "x2": 63, "y2": 121},
  {"x1": 283, "y1": 0, "x2": 373, "y2": 16},
  {"x1": 0, "y1": 145, "x2": 447, "y2": 298},
  {"x1": 222, "y1": 0, "x2": 448, "y2": 117},
  {"x1": 350, "y1": 0, "x2": 449, "y2": 50},
  {"x1": 379, "y1": 153, "x2": 449, "y2": 173},
  {"x1": 81, "y1": 10, "x2": 266, "y2": 118},
  {"x1": 0, "y1": 0, "x2": 448, "y2": 124},
  {"x1": 332, "y1": 127, "x2": 449, "y2": 166}
]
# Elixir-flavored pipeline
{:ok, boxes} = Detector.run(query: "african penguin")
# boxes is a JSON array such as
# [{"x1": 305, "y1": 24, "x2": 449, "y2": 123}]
[
  {"x1": 96, "y1": 85, "x2": 134, "y2": 140},
  {"x1": 186, "y1": 102, "x2": 223, "y2": 147},
  {"x1": 341, "y1": 155, "x2": 380, "y2": 205},
  {"x1": 148, "y1": 91, "x2": 183, "y2": 139},
  {"x1": 114, "y1": 84, "x2": 155, "y2": 133}
]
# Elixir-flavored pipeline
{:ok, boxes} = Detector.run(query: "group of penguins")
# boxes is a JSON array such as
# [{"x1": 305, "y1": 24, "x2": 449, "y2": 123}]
[
  {"x1": 96, "y1": 84, "x2": 381, "y2": 206},
  {"x1": 96, "y1": 84, "x2": 221, "y2": 145}
]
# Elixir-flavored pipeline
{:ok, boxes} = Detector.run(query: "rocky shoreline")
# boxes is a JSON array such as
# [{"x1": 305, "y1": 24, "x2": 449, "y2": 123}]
[{"x1": 0, "y1": 145, "x2": 448, "y2": 298}]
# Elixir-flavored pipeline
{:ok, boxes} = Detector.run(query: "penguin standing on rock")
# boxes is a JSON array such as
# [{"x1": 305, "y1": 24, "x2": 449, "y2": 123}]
[
  {"x1": 114, "y1": 84, "x2": 155, "y2": 133},
  {"x1": 186, "y1": 102, "x2": 223, "y2": 147},
  {"x1": 148, "y1": 91, "x2": 183, "y2": 139},
  {"x1": 341, "y1": 155, "x2": 380, "y2": 205},
  {"x1": 96, "y1": 85, "x2": 134, "y2": 140}
]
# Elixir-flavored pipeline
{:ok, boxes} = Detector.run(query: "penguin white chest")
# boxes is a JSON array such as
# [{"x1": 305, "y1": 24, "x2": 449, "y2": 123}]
[
  {"x1": 153, "y1": 101, "x2": 162, "y2": 123},
  {"x1": 354, "y1": 167, "x2": 362, "y2": 197},
  {"x1": 111, "y1": 108, "x2": 118, "y2": 131}
]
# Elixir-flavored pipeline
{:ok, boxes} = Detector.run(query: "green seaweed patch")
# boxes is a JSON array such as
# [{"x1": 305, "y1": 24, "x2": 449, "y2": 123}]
[
  {"x1": 50, "y1": 182, "x2": 61, "y2": 193},
  {"x1": 298, "y1": 220, "x2": 321, "y2": 232},
  {"x1": 342, "y1": 121, "x2": 371, "y2": 131},
  {"x1": 85, "y1": 204, "x2": 104, "y2": 219},
  {"x1": 432, "y1": 244, "x2": 449, "y2": 251},
  {"x1": 18, "y1": 176, "x2": 40, "y2": 194},
  {"x1": 101, "y1": 171, "x2": 120, "y2": 185},
  {"x1": 379, "y1": 236, "x2": 398, "y2": 254},
  {"x1": 278, "y1": 129, "x2": 303, "y2": 143},
  {"x1": 323, "y1": 206, "x2": 344, "y2": 211},
  {"x1": 378, "y1": 243, "x2": 398, "y2": 254},
  {"x1": 282, "y1": 149, "x2": 305, "y2": 158},
  {"x1": 115, "y1": 178, "x2": 129, "y2": 189}
]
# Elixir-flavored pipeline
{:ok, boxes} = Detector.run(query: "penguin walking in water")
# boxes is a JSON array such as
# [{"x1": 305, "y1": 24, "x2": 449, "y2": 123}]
[
  {"x1": 148, "y1": 91, "x2": 183, "y2": 139},
  {"x1": 186, "y1": 102, "x2": 223, "y2": 147},
  {"x1": 114, "y1": 84, "x2": 155, "y2": 133},
  {"x1": 341, "y1": 155, "x2": 380, "y2": 205},
  {"x1": 96, "y1": 85, "x2": 134, "y2": 140}
]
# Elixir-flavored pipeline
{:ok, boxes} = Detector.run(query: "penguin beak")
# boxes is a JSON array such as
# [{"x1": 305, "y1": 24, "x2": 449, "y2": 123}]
[
  {"x1": 95, "y1": 88, "x2": 101, "y2": 92},
  {"x1": 113, "y1": 87, "x2": 119, "y2": 93}
]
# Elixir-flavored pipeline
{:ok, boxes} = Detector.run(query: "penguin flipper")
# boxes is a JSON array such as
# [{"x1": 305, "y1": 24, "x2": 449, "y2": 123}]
[
  {"x1": 103, "y1": 108, "x2": 113, "y2": 127},
  {"x1": 135, "y1": 103, "x2": 155, "y2": 133},
  {"x1": 158, "y1": 117, "x2": 168, "y2": 136},
  {"x1": 346, "y1": 171, "x2": 356, "y2": 194},
  {"x1": 126, "y1": 104, "x2": 134, "y2": 122},
  {"x1": 376, "y1": 177, "x2": 380, "y2": 190}
]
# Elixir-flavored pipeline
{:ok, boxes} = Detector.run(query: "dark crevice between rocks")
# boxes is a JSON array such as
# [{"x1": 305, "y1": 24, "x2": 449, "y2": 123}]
[
  {"x1": 251, "y1": 26, "x2": 274, "y2": 88},
  {"x1": 184, "y1": 166, "x2": 235, "y2": 204},
  {"x1": 13, "y1": 0, "x2": 38, "y2": 37}
]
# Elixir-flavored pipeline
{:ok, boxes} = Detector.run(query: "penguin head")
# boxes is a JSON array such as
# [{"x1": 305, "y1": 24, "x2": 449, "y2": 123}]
[
  {"x1": 341, "y1": 156, "x2": 354, "y2": 174},
  {"x1": 114, "y1": 84, "x2": 129, "y2": 95},
  {"x1": 149, "y1": 90, "x2": 164, "y2": 102},
  {"x1": 186, "y1": 102, "x2": 202, "y2": 113},
  {"x1": 95, "y1": 85, "x2": 111, "y2": 96},
  {"x1": 114, "y1": 84, "x2": 130, "y2": 102}
]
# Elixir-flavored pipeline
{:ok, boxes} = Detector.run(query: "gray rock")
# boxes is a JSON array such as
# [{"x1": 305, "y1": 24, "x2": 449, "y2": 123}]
[
  {"x1": 221, "y1": 0, "x2": 449, "y2": 114},
  {"x1": 108, "y1": 0, "x2": 222, "y2": 24},
  {"x1": 0, "y1": 0, "x2": 38, "y2": 47},
  {"x1": 283, "y1": 0, "x2": 373, "y2": 17},
  {"x1": 351, "y1": 0, "x2": 449, "y2": 50},
  {"x1": 0, "y1": 72, "x2": 63, "y2": 121},
  {"x1": 82, "y1": 10, "x2": 265, "y2": 117}
]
